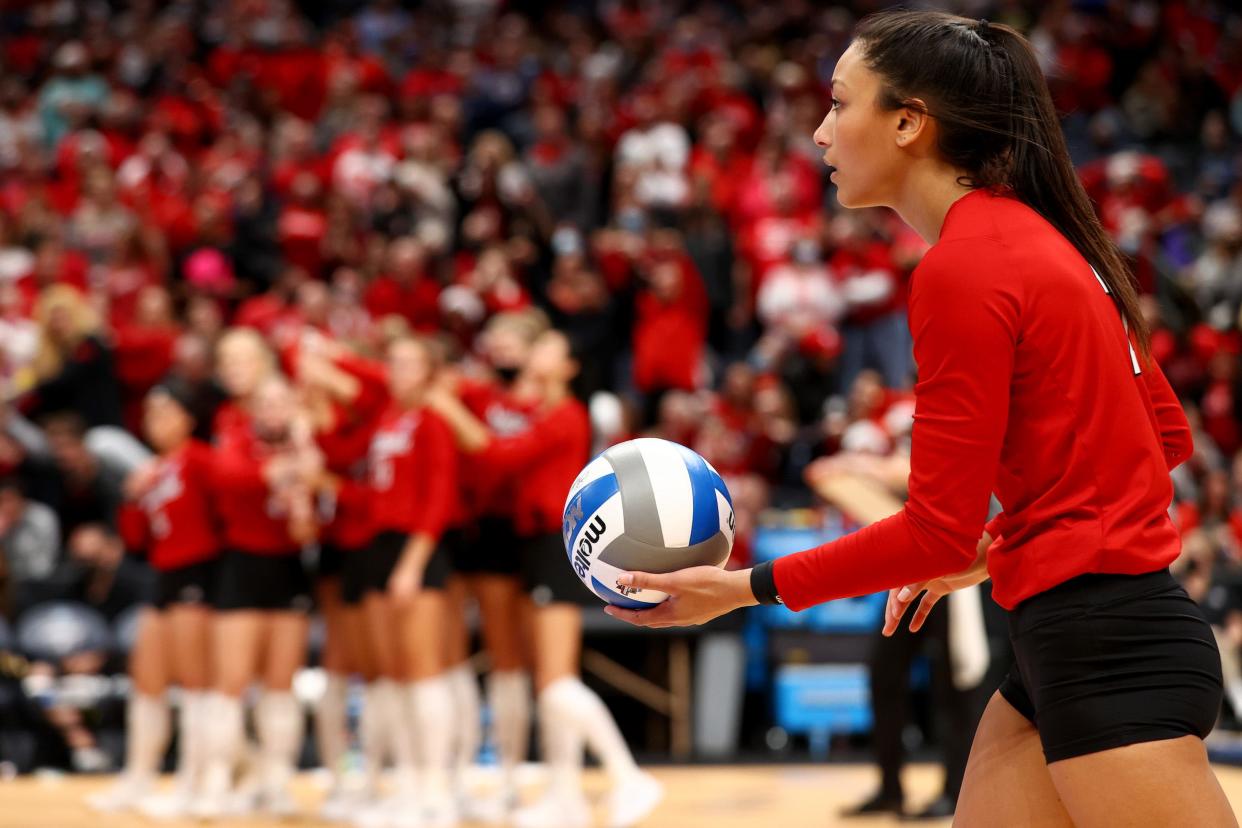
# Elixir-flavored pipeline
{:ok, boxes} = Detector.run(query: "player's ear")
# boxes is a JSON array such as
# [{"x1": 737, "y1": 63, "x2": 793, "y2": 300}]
[{"x1": 895, "y1": 97, "x2": 931, "y2": 149}]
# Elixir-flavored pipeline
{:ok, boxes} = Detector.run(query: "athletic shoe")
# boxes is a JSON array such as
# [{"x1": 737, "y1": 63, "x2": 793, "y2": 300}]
[
  {"x1": 85, "y1": 775, "x2": 152, "y2": 812},
  {"x1": 607, "y1": 771, "x2": 664, "y2": 828},
  {"x1": 512, "y1": 791, "x2": 591, "y2": 828}
]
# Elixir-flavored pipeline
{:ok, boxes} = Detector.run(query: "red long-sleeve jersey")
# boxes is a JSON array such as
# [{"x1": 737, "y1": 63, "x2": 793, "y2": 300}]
[
  {"x1": 482, "y1": 396, "x2": 590, "y2": 537},
  {"x1": 775, "y1": 187, "x2": 1192, "y2": 611},
  {"x1": 117, "y1": 441, "x2": 219, "y2": 571},
  {"x1": 211, "y1": 432, "x2": 304, "y2": 555},
  {"x1": 367, "y1": 403, "x2": 458, "y2": 540},
  {"x1": 316, "y1": 352, "x2": 389, "y2": 549},
  {"x1": 455, "y1": 378, "x2": 533, "y2": 524}
]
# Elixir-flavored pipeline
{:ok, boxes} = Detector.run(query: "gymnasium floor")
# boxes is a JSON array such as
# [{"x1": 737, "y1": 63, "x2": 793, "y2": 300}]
[{"x1": 6, "y1": 764, "x2": 1242, "y2": 828}]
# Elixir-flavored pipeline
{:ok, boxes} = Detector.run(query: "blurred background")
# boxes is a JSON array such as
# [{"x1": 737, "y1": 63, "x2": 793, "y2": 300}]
[{"x1": 1, "y1": 0, "x2": 1242, "y2": 823}]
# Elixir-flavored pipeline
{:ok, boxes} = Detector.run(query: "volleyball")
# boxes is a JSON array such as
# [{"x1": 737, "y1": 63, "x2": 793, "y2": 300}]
[{"x1": 562, "y1": 438, "x2": 736, "y2": 608}]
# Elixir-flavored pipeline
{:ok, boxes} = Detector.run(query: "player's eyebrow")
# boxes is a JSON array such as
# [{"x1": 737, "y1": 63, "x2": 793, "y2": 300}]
[{"x1": 831, "y1": 78, "x2": 848, "y2": 90}]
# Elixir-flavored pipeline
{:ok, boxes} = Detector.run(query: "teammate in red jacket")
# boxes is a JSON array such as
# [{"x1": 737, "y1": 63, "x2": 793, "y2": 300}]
[
  {"x1": 439, "y1": 310, "x2": 544, "y2": 816},
  {"x1": 89, "y1": 378, "x2": 219, "y2": 815},
  {"x1": 197, "y1": 367, "x2": 321, "y2": 819},
  {"x1": 293, "y1": 334, "x2": 389, "y2": 816},
  {"x1": 604, "y1": 11, "x2": 1232, "y2": 827},
  {"x1": 356, "y1": 334, "x2": 461, "y2": 824}
]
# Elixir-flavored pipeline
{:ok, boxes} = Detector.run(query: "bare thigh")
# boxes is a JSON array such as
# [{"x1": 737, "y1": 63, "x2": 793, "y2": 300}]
[
  {"x1": 443, "y1": 576, "x2": 471, "y2": 667},
  {"x1": 1048, "y1": 735, "x2": 1238, "y2": 828},
  {"x1": 955, "y1": 692, "x2": 1073, "y2": 828},
  {"x1": 364, "y1": 592, "x2": 403, "y2": 680},
  {"x1": 340, "y1": 602, "x2": 375, "y2": 680},
  {"x1": 531, "y1": 602, "x2": 581, "y2": 693},
  {"x1": 316, "y1": 578, "x2": 351, "y2": 674},
  {"x1": 400, "y1": 588, "x2": 450, "y2": 681},
  {"x1": 212, "y1": 611, "x2": 265, "y2": 697},
  {"x1": 164, "y1": 603, "x2": 213, "y2": 689},
  {"x1": 468, "y1": 574, "x2": 526, "y2": 673},
  {"x1": 261, "y1": 611, "x2": 309, "y2": 691},
  {"x1": 129, "y1": 609, "x2": 168, "y2": 697}
]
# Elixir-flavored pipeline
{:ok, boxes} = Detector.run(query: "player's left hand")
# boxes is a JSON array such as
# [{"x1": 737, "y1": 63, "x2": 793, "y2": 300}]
[
  {"x1": 388, "y1": 560, "x2": 424, "y2": 604},
  {"x1": 603, "y1": 567, "x2": 758, "y2": 628}
]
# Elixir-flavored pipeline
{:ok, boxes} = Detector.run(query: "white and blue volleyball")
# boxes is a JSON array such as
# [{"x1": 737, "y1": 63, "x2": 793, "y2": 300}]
[{"x1": 562, "y1": 438, "x2": 735, "y2": 609}]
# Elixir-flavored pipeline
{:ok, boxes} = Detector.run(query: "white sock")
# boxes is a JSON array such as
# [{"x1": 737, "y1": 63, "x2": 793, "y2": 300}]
[
  {"x1": 255, "y1": 690, "x2": 303, "y2": 794},
  {"x1": 486, "y1": 670, "x2": 530, "y2": 792},
  {"x1": 406, "y1": 675, "x2": 456, "y2": 805},
  {"x1": 448, "y1": 662, "x2": 481, "y2": 780},
  {"x1": 558, "y1": 677, "x2": 639, "y2": 783},
  {"x1": 124, "y1": 693, "x2": 169, "y2": 783},
  {"x1": 200, "y1": 692, "x2": 244, "y2": 799},
  {"x1": 175, "y1": 690, "x2": 208, "y2": 793},
  {"x1": 315, "y1": 673, "x2": 349, "y2": 782},
  {"x1": 360, "y1": 681, "x2": 389, "y2": 787},
  {"x1": 377, "y1": 678, "x2": 418, "y2": 794},
  {"x1": 537, "y1": 679, "x2": 585, "y2": 800}
]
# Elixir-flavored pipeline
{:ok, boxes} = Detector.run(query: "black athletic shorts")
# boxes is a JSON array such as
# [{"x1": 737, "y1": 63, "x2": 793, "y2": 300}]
[
  {"x1": 447, "y1": 516, "x2": 522, "y2": 576},
  {"x1": 316, "y1": 543, "x2": 346, "y2": 579},
  {"x1": 520, "y1": 532, "x2": 596, "y2": 607},
  {"x1": 341, "y1": 530, "x2": 452, "y2": 604},
  {"x1": 154, "y1": 558, "x2": 218, "y2": 610},
  {"x1": 999, "y1": 568, "x2": 1223, "y2": 763},
  {"x1": 214, "y1": 549, "x2": 313, "y2": 613}
]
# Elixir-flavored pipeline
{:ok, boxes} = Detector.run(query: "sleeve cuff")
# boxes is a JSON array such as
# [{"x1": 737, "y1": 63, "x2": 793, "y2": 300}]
[{"x1": 750, "y1": 560, "x2": 783, "y2": 606}]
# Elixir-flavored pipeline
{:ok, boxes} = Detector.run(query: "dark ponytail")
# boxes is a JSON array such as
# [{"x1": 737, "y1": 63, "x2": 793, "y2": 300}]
[{"x1": 854, "y1": 11, "x2": 1152, "y2": 366}]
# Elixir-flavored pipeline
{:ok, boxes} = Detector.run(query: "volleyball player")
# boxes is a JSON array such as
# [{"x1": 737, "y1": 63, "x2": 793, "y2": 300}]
[
  {"x1": 195, "y1": 375, "x2": 319, "y2": 819},
  {"x1": 441, "y1": 311, "x2": 548, "y2": 818},
  {"x1": 430, "y1": 329, "x2": 663, "y2": 828},
  {"x1": 87, "y1": 379, "x2": 217, "y2": 815},
  {"x1": 212, "y1": 327, "x2": 278, "y2": 452},
  {"x1": 358, "y1": 335, "x2": 460, "y2": 827},
  {"x1": 604, "y1": 12, "x2": 1235, "y2": 827},
  {"x1": 296, "y1": 336, "x2": 391, "y2": 818}
]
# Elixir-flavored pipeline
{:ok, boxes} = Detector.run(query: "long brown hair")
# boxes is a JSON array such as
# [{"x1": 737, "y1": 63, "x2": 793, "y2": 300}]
[{"x1": 854, "y1": 10, "x2": 1152, "y2": 366}]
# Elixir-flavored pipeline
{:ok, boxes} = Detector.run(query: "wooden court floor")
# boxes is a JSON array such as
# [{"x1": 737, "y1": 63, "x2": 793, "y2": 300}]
[{"x1": 3, "y1": 763, "x2": 1242, "y2": 828}]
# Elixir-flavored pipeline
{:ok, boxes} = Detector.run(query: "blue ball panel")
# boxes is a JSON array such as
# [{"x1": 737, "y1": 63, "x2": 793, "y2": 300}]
[{"x1": 562, "y1": 473, "x2": 619, "y2": 552}]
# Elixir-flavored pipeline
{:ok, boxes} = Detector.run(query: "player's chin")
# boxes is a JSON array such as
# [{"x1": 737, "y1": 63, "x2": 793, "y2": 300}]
[{"x1": 832, "y1": 183, "x2": 869, "y2": 210}]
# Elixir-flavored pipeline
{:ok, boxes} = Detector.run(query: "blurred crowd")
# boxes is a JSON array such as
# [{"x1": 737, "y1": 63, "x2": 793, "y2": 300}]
[{"x1": 0, "y1": 0, "x2": 1241, "y2": 774}]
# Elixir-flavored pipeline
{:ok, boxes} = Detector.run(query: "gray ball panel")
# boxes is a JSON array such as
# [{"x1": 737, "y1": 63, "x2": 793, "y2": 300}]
[
  {"x1": 602, "y1": 441, "x2": 665, "y2": 547},
  {"x1": 598, "y1": 531, "x2": 731, "y2": 574}
]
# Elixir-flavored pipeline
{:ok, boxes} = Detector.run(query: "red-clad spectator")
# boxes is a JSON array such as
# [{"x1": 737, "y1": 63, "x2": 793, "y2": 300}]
[
  {"x1": 689, "y1": 114, "x2": 753, "y2": 218},
  {"x1": 15, "y1": 237, "x2": 89, "y2": 314},
  {"x1": 632, "y1": 251, "x2": 709, "y2": 394},
  {"x1": 460, "y1": 245, "x2": 530, "y2": 316},
  {"x1": 733, "y1": 134, "x2": 821, "y2": 229},
  {"x1": 113, "y1": 286, "x2": 179, "y2": 434},
  {"x1": 735, "y1": 178, "x2": 821, "y2": 296},
  {"x1": 277, "y1": 172, "x2": 329, "y2": 278},
  {"x1": 98, "y1": 230, "x2": 164, "y2": 329},
  {"x1": 269, "y1": 118, "x2": 330, "y2": 200},
  {"x1": 365, "y1": 237, "x2": 441, "y2": 331},
  {"x1": 234, "y1": 266, "x2": 310, "y2": 344}
]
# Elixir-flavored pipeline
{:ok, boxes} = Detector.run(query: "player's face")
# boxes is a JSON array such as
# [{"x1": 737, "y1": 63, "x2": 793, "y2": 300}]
[
  {"x1": 525, "y1": 333, "x2": 575, "y2": 386},
  {"x1": 252, "y1": 379, "x2": 296, "y2": 440},
  {"x1": 812, "y1": 41, "x2": 907, "y2": 210},
  {"x1": 216, "y1": 335, "x2": 268, "y2": 399},
  {"x1": 483, "y1": 326, "x2": 530, "y2": 379},
  {"x1": 388, "y1": 339, "x2": 433, "y2": 402},
  {"x1": 143, "y1": 393, "x2": 192, "y2": 453}
]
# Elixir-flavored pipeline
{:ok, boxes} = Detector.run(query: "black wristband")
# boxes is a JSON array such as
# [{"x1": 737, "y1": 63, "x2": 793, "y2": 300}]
[{"x1": 750, "y1": 560, "x2": 783, "y2": 606}]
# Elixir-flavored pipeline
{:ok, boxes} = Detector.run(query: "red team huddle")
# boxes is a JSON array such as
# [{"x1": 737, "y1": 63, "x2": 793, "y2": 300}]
[{"x1": 91, "y1": 311, "x2": 661, "y2": 828}]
